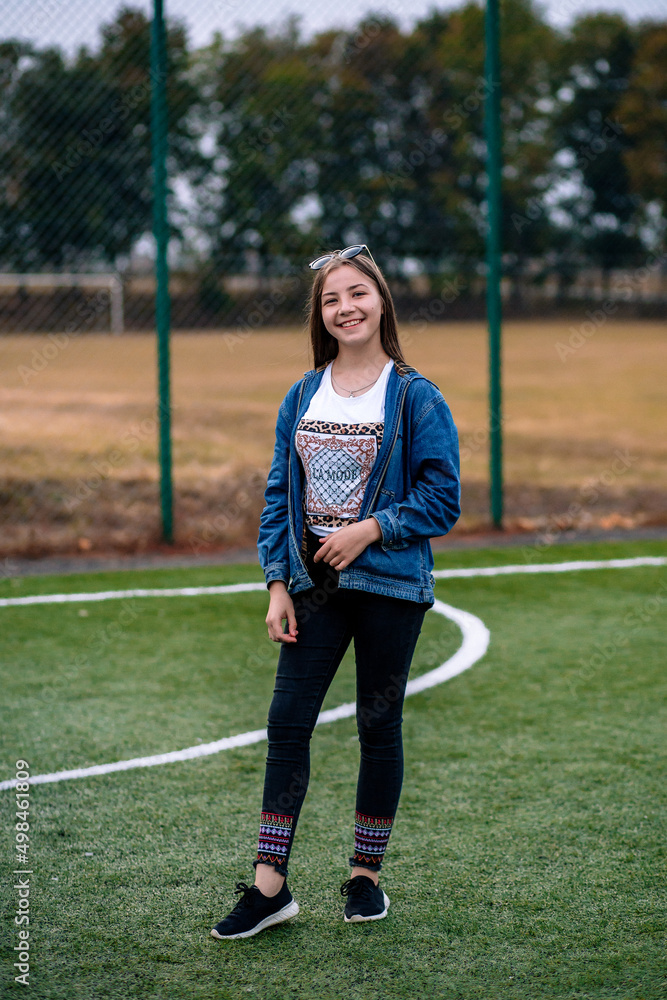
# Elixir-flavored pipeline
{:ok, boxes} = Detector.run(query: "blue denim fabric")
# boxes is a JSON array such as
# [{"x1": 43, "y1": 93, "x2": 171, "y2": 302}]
[{"x1": 257, "y1": 361, "x2": 461, "y2": 605}]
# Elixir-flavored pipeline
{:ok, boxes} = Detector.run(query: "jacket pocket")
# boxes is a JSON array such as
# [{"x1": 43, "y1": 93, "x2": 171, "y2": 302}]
[{"x1": 350, "y1": 534, "x2": 420, "y2": 581}]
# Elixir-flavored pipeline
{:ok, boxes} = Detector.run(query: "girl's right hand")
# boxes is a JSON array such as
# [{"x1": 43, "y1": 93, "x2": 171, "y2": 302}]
[{"x1": 266, "y1": 581, "x2": 298, "y2": 643}]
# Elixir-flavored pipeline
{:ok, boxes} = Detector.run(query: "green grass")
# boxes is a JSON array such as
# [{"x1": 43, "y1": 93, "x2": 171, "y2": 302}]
[{"x1": 1, "y1": 539, "x2": 666, "y2": 999}]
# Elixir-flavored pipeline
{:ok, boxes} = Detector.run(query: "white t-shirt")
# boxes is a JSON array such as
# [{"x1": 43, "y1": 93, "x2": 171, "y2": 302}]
[{"x1": 295, "y1": 359, "x2": 393, "y2": 536}]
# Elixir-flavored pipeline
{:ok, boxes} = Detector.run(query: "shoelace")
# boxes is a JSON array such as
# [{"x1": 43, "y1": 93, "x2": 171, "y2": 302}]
[
  {"x1": 340, "y1": 876, "x2": 376, "y2": 899},
  {"x1": 231, "y1": 881, "x2": 262, "y2": 909}
]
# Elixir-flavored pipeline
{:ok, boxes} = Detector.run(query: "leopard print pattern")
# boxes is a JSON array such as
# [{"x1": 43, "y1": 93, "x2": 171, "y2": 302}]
[
  {"x1": 297, "y1": 418, "x2": 384, "y2": 448},
  {"x1": 297, "y1": 419, "x2": 384, "y2": 537}
]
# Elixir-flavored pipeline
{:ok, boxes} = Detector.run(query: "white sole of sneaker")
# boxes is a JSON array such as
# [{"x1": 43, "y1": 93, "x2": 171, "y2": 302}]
[
  {"x1": 344, "y1": 892, "x2": 390, "y2": 923},
  {"x1": 210, "y1": 899, "x2": 300, "y2": 940}
]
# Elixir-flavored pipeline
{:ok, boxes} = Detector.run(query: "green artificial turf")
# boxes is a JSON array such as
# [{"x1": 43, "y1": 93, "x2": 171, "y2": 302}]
[{"x1": 1, "y1": 539, "x2": 666, "y2": 999}]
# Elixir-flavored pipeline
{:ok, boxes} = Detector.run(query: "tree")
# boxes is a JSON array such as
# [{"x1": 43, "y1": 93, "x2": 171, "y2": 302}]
[
  {"x1": 3, "y1": 1, "x2": 665, "y2": 287},
  {"x1": 188, "y1": 19, "x2": 317, "y2": 279},
  {"x1": 0, "y1": 6, "x2": 202, "y2": 270},
  {"x1": 551, "y1": 12, "x2": 645, "y2": 284},
  {"x1": 195, "y1": 0, "x2": 565, "y2": 297},
  {"x1": 424, "y1": 0, "x2": 562, "y2": 301},
  {"x1": 617, "y1": 22, "x2": 667, "y2": 244}
]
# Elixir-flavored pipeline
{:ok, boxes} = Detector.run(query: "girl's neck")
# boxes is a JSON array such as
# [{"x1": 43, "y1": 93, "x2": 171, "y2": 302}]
[{"x1": 332, "y1": 346, "x2": 392, "y2": 374}]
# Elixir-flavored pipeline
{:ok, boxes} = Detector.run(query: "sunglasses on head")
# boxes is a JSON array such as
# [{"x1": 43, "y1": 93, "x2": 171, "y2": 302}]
[{"x1": 309, "y1": 244, "x2": 376, "y2": 270}]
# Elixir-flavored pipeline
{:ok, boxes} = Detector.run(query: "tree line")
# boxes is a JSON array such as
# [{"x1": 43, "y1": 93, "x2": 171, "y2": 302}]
[{"x1": 0, "y1": 0, "x2": 665, "y2": 299}]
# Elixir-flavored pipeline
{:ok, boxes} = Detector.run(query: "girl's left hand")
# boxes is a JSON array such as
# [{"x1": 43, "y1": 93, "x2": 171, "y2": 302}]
[{"x1": 313, "y1": 518, "x2": 382, "y2": 571}]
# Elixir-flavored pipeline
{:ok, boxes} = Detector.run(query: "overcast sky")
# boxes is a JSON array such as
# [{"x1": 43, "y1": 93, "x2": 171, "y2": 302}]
[{"x1": 2, "y1": 0, "x2": 666, "y2": 55}]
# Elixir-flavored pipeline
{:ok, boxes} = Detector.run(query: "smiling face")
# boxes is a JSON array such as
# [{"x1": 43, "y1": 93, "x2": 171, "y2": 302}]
[{"x1": 320, "y1": 263, "x2": 385, "y2": 352}]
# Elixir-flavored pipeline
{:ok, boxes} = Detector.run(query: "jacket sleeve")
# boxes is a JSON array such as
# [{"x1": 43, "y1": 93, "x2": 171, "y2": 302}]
[
  {"x1": 257, "y1": 395, "x2": 293, "y2": 588},
  {"x1": 370, "y1": 390, "x2": 460, "y2": 550}
]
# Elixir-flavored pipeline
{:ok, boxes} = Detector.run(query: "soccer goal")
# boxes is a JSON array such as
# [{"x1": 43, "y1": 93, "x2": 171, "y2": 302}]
[{"x1": 0, "y1": 272, "x2": 124, "y2": 334}]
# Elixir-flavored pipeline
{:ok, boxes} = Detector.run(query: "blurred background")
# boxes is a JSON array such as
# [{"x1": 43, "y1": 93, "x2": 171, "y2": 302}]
[{"x1": 0, "y1": 0, "x2": 665, "y2": 560}]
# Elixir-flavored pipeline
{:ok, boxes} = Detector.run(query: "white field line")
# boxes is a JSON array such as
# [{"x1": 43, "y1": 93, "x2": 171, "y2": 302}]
[
  {"x1": 0, "y1": 588, "x2": 488, "y2": 791},
  {"x1": 0, "y1": 581, "x2": 268, "y2": 608},
  {"x1": 432, "y1": 556, "x2": 666, "y2": 579},
  {"x1": 1, "y1": 554, "x2": 663, "y2": 791},
  {"x1": 0, "y1": 557, "x2": 663, "y2": 609}
]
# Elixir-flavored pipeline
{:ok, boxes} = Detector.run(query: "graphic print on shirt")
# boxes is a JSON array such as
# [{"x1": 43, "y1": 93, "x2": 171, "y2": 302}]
[{"x1": 296, "y1": 418, "x2": 384, "y2": 530}]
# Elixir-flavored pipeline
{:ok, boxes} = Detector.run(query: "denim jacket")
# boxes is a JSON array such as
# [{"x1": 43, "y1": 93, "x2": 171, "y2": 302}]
[{"x1": 257, "y1": 359, "x2": 461, "y2": 605}]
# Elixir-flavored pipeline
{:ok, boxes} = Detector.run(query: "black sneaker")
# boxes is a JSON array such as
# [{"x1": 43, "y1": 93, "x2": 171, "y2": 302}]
[
  {"x1": 340, "y1": 874, "x2": 390, "y2": 923},
  {"x1": 210, "y1": 880, "x2": 299, "y2": 940}
]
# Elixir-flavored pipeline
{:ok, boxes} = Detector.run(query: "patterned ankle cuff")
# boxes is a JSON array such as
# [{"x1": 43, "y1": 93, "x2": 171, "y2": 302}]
[
  {"x1": 351, "y1": 812, "x2": 393, "y2": 867},
  {"x1": 256, "y1": 811, "x2": 293, "y2": 868}
]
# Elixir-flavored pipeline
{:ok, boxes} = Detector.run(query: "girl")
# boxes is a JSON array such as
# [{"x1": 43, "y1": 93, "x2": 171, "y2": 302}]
[{"x1": 211, "y1": 245, "x2": 460, "y2": 940}]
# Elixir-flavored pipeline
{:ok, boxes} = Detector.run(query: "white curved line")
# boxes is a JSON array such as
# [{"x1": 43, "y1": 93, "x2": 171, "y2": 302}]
[{"x1": 0, "y1": 589, "x2": 489, "y2": 790}]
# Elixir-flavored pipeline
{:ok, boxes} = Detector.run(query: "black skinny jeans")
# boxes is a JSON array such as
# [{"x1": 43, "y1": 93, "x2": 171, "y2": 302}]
[{"x1": 253, "y1": 528, "x2": 430, "y2": 878}]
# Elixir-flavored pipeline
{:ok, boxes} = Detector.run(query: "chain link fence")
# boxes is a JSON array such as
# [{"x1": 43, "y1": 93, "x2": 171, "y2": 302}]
[{"x1": 1, "y1": 1, "x2": 666, "y2": 560}]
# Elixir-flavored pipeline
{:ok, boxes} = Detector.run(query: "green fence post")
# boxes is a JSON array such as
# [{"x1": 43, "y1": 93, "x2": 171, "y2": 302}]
[
  {"x1": 150, "y1": 0, "x2": 173, "y2": 543},
  {"x1": 485, "y1": 0, "x2": 503, "y2": 529}
]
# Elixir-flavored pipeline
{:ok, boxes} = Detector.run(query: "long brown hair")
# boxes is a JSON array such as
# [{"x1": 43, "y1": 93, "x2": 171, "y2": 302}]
[{"x1": 306, "y1": 254, "x2": 407, "y2": 369}]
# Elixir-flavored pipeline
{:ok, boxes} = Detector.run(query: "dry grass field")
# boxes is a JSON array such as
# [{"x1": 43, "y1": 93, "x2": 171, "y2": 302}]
[{"x1": 0, "y1": 319, "x2": 665, "y2": 557}]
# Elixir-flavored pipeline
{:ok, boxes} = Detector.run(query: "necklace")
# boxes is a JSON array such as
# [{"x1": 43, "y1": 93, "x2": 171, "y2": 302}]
[{"x1": 331, "y1": 363, "x2": 383, "y2": 398}]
